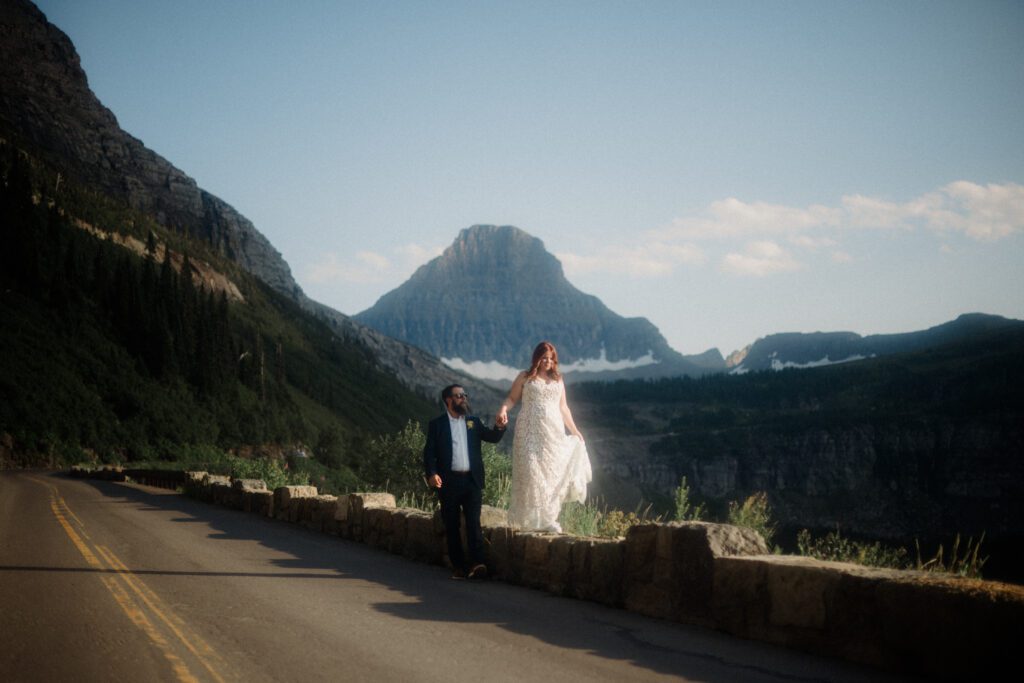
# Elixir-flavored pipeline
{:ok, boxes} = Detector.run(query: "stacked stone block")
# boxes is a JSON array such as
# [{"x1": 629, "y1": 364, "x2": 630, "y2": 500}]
[{"x1": 70, "y1": 466, "x2": 1024, "y2": 678}]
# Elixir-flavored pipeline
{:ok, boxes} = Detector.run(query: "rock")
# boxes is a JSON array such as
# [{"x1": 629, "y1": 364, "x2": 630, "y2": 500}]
[
  {"x1": 355, "y1": 225, "x2": 722, "y2": 380},
  {"x1": 624, "y1": 521, "x2": 767, "y2": 624},
  {"x1": 232, "y1": 478, "x2": 267, "y2": 491}
]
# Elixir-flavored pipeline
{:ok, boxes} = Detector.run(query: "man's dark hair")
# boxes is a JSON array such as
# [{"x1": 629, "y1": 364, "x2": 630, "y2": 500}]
[{"x1": 441, "y1": 384, "x2": 463, "y2": 402}]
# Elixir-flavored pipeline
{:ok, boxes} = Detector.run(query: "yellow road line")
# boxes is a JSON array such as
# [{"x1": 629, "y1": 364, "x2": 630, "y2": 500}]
[
  {"x1": 46, "y1": 490, "x2": 199, "y2": 682},
  {"x1": 29, "y1": 475, "x2": 226, "y2": 683},
  {"x1": 96, "y1": 544, "x2": 228, "y2": 683}
]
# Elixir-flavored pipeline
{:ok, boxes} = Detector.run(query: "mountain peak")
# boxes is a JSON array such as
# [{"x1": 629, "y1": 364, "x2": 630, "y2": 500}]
[
  {"x1": 356, "y1": 225, "x2": 721, "y2": 380},
  {"x1": 427, "y1": 224, "x2": 565, "y2": 285}
]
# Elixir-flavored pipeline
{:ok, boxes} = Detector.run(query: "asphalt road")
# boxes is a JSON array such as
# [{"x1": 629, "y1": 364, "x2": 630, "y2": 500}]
[{"x1": 0, "y1": 470, "x2": 912, "y2": 682}]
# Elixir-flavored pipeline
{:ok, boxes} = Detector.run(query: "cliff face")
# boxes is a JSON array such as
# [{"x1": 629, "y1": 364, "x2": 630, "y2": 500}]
[
  {"x1": 580, "y1": 409, "x2": 1024, "y2": 579},
  {"x1": 357, "y1": 225, "x2": 723, "y2": 378},
  {"x1": 0, "y1": 0, "x2": 501, "y2": 405},
  {"x1": 0, "y1": 0, "x2": 298, "y2": 296},
  {"x1": 575, "y1": 323, "x2": 1024, "y2": 554}
]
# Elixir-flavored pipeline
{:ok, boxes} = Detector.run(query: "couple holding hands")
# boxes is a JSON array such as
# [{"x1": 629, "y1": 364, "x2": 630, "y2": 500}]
[{"x1": 422, "y1": 341, "x2": 592, "y2": 579}]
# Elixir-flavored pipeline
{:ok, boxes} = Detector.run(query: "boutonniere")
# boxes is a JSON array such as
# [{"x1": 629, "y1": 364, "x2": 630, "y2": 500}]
[{"x1": 466, "y1": 420, "x2": 475, "y2": 430}]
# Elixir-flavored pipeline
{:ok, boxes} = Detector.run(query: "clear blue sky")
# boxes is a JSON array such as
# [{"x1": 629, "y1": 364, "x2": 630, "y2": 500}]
[{"x1": 35, "y1": 0, "x2": 1024, "y2": 355}]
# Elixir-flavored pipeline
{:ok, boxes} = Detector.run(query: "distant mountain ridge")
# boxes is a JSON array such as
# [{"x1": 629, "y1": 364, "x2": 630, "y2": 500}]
[
  {"x1": 356, "y1": 225, "x2": 724, "y2": 381},
  {"x1": 729, "y1": 313, "x2": 1023, "y2": 374}
]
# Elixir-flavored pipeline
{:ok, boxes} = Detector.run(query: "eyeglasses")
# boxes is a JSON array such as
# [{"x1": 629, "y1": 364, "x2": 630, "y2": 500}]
[{"x1": 451, "y1": 393, "x2": 469, "y2": 400}]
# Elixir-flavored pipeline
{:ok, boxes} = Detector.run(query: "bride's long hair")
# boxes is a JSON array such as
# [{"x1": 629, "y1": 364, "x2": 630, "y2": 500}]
[{"x1": 525, "y1": 341, "x2": 561, "y2": 381}]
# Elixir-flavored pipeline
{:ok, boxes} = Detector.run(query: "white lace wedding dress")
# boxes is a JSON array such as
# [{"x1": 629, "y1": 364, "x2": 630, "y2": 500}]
[{"x1": 508, "y1": 379, "x2": 592, "y2": 531}]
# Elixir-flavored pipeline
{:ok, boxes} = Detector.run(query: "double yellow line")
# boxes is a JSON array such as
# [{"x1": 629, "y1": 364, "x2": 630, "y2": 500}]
[{"x1": 30, "y1": 476, "x2": 228, "y2": 683}]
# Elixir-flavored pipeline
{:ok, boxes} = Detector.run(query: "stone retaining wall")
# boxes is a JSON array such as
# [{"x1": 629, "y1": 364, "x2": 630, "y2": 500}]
[{"x1": 76, "y1": 467, "x2": 1024, "y2": 678}]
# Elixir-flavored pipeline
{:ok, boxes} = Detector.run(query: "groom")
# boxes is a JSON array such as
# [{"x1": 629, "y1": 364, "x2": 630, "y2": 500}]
[{"x1": 423, "y1": 384, "x2": 505, "y2": 579}]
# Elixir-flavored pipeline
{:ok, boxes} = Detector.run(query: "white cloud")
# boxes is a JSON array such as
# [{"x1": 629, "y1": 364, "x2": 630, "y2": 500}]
[
  {"x1": 305, "y1": 243, "x2": 442, "y2": 285},
  {"x1": 563, "y1": 180, "x2": 1023, "y2": 279},
  {"x1": 831, "y1": 250, "x2": 853, "y2": 263},
  {"x1": 790, "y1": 235, "x2": 838, "y2": 249},
  {"x1": 721, "y1": 241, "x2": 802, "y2": 277},
  {"x1": 396, "y1": 243, "x2": 444, "y2": 268},
  {"x1": 843, "y1": 181, "x2": 1024, "y2": 240},
  {"x1": 657, "y1": 198, "x2": 840, "y2": 240},
  {"x1": 356, "y1": 250, "x2": 391, "y2": 270},
  {"x1": 940, "y1": 181, "x2": 1024, "y2": 240},
  {"x1": 651, "y1": 181, "x2": 1023, "y2": 245},
  {"x1": 558, "y1": 242, "x2": 706, "y2": 277},
  {"x1": 841, "y1": 194, "x2": 913, "y2": 230}
]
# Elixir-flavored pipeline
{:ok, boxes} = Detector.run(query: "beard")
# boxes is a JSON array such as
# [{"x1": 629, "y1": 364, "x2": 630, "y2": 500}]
[{"x1": 451, "y1": 400, "x2": 470, "y2": 416}]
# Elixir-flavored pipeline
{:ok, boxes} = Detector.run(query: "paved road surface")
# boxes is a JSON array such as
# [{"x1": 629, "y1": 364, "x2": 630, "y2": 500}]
[{"x1": 0, "y1": 471, "x2": 912, "y2": 682}]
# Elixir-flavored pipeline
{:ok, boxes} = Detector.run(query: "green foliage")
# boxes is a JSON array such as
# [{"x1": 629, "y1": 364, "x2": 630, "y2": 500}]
[
  {"x1": 481, "y1": 443, "x2": 511, "y2": 508},
  {"x1": 359, "y1": 420, "x2": 427, "y2": 498},
  {"x1": 797, "y1": 528, "x2": 989, "y2": 578},
  {"x1": 572, "y1": 326, "x2": 1024, "y2": 470},
  {"x1": 916, "y1": 533, "x2": 988, "y2": 579},
  {"x1": 396, "y1": 490, "x2": 439, "y2": 512},
  {"x1": 727, "y1": 492, "x2": 776, "y2": 546},
  {"x1": 598, "y1": 509, "x2": 646, "y2": 538},
  {"x1": 287, "y1": 455, "x2": 361, "y2": 495},
  {"x1": 227, "y1": 456, "x2": 293, "y2": 491},
  {"x1": 559, "y1": 501, "x2": 603, "y2": 537},
  {"x1": 797, "y1": 528, "x2": 909, "y2": 569},
  {"x1": 559, "y1": 499, "x2": 661, "y2": 538},
  {"x1": 0, "y1": 139, "x2": 434, "y2": 466},
  {"x1": 313, "y1": 424, "x2": 347, "y2": 470},
  {"x1": 673, "y1": 476, "x2": 706, "y2": 521},
  {"x1": 359, "y1": 422, "x2": 512, "y2": 509}
]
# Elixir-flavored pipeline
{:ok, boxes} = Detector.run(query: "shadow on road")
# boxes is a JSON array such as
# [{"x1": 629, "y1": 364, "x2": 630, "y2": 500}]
[{"x1": 63, "y1": 473, "x2": 885, "y2": 683}]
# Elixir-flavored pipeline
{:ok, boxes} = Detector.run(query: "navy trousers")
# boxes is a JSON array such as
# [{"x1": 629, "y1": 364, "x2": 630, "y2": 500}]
[{"x1": 439, "y1": 472, "x2": 484, "y2": 570}]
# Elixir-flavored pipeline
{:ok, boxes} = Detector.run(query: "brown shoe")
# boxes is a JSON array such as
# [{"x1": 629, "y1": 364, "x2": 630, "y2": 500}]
[
  {"x1": 468, "y1": 563, "x2": 488, "y2": 580},
  {"x1": 450, "y1": 568, "x2": 467, "y2": 580}
]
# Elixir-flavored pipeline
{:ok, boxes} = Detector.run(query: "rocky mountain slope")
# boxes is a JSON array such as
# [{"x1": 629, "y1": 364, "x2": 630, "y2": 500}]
[
  {"x1": 727, "y1": 313, "x2": 1019, "y2": 373},
  {"x1": 0, "y1": 0, "x2": 497, "y2": 405},
  {"x1": 356, "y1": 225, "x2": 724, "y2": 381}
]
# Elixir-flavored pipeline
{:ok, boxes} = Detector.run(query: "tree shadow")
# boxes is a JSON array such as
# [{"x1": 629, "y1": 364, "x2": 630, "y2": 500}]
[{"x1": 67, "y1": 473, "x2": 904, "y2": 683}]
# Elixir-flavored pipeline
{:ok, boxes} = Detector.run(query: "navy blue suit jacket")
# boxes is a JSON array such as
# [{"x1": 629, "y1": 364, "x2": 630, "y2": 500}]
[{"x1": 423, "y1": 413, "x2": 505, "y2": 490}]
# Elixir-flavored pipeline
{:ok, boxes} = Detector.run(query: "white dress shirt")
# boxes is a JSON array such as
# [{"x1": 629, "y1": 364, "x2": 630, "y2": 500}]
[{"x1": 447, "y1": 414, "x2": 470, "y2": 472}]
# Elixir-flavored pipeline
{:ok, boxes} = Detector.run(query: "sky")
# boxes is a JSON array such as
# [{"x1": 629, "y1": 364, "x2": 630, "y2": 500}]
[{"x1": 34, "y1": 0, "x2": 1024, "y2": 356}]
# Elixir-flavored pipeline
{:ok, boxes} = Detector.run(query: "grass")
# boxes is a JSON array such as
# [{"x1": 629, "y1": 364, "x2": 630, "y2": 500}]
[
  {"x1": 797, "y1": 528, "x2": 909, "y2": 569},
  {"x1": 559, "y1": 499, "x2": 662, "y2": 538},
  {"x1": 673, "y1": 476, "x2": 706, "y2": 522},
  {"x1": 727, "y1": 492, "x2": 776, "y2": 548},
  {"x1": 916, "y1": 533, "x2": 988, "y2": 579}
]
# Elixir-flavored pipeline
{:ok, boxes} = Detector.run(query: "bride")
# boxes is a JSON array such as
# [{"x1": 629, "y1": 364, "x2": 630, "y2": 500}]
[{"x1": 496, "y1": 341, "x2": 592, "y2": 532}]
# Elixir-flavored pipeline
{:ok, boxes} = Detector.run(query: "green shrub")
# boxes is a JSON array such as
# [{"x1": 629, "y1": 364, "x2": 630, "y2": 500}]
[
  {"x1": 360, "y1": 420, "x2": 427, "y2": 499},
  {"x1": 229, "y1": 455, "x2": 292, "y2": 491},
  {"x1": 727, "y1": 492, "x2": 776, "y2": 546},
  {"x1": 559, "y1": 500, "x2": 603, "y2": 536},
  {"x1": 673, "y1": 476, "x2": 706, "y2": 521},
  {"x1": 797, "y1": 528, "x2": 909, "y2": 569},
  {"x1": 481, "y1": 443, "x2": 511, "y2": 508},
  {"x1": 916, "y1": 533, "x2": 988, "y2": 579},
  {"x1": 559, "y1": 499, "x2": 660, "y2": 538}
]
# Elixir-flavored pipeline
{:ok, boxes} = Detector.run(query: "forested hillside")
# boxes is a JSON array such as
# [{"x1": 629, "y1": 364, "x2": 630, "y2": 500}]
[
  {"x1": 0, "y1": 140, "x2": 434, "y2": 470},
  {"x1": 572, "y1": 328, "x2": 1024, "y2": 579}
]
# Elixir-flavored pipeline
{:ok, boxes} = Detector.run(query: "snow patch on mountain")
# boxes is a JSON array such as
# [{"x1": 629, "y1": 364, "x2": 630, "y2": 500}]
[
  {"x1": 443, "y1": 348, "x2": 659, "y2": 381},
  {"x1": 562, "y1": 349, "x2": 658, "y2": 374},
  {"x1": 770, "y1": 354, "x2": 870, "y2": 370},
  {"x1": 442, "y1": 358, "x2": 522, "y2": 382},
  {"x1": 733, "y1": 356, "x2": 868, "y2": 376}
]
